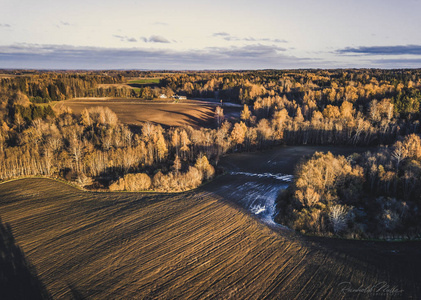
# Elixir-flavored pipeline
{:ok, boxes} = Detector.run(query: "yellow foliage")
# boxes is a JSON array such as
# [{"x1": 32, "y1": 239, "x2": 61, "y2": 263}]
[
  {"x1": 322, "y1": 105, "x2": 340, "y2": 119},
  {"x1": 109, "y1": 173, "x2": 152, "y2": 191}
]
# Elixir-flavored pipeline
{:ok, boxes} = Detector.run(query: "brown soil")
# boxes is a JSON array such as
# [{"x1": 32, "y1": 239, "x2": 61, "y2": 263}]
[
  {"x1": 0, "y1": 178, "x2": 420, "y2": 299},
  {"x1": 56, "y1": 98, "x2": 240, "y2": 129}
]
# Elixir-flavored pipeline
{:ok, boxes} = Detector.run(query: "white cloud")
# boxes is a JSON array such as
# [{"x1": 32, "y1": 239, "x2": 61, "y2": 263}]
[
  {"x1": 213, "y1": 32, "x2": 287, "y2": 43},
  {"x1": 141, "y1": 35, "x2": 171, "y2": 43},
  {"x1": 0, "y1": 43, "x2": 320, "y2": 69},
  {"x1": 113, "y1": 35, "x2": 137, "y2": 43}
]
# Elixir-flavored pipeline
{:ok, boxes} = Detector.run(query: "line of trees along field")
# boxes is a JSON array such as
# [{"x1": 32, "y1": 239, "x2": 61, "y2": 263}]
[{"x1": 1, "y1": 69, "x2": 421, "y2": 238}]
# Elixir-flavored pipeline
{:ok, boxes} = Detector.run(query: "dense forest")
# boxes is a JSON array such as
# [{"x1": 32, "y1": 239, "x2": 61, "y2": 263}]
[
  {"x1": 1, "y1": 69, "x2": 421, "y2": 237},
  {"x1": 276, "y1": 135, "x2": 421, "y2": 239}
]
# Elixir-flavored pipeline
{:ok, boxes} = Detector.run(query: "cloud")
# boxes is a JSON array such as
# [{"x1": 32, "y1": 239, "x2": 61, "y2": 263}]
[
  {"x1": 56, "y1": 21, "x2": 73, "y2": 29},
  {"x1": 213, "y1": 32, "x2": 287, "y2": 43},
  {"x1": 213, "y1": 32, "x2": 230, "y2": 37},
  {"x1": 0, "y1": 24, "x2": 11, "y2": 28},
  {"x1": 141, "y1": 35, "x2": 171, "y2": 43},
  {"x1": 337, "y1": 45, "x2": 421, "y2": 55},
  {"x1": 370, "y1": 58, "x2": 421, "y2": 67},
  {"x1": 0, "y1": 43, "x2": 318, "y2": 70},
  {"x1": 113, "y1": 35, "x2": 137, "y2": 43}
]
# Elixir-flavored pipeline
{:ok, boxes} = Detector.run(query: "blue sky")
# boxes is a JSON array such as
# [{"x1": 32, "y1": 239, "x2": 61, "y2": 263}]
[{"x1": 1, "y1": 0, "x2": 421, "y2": 69}]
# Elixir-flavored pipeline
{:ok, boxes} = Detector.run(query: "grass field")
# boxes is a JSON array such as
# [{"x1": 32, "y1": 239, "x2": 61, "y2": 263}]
[
  {"x1": 1, "y1": 178, "x2": 420, "y2": 299},
  {"x1": 56, "y1": 98, "x2": 240, "y2": 128},
  {"x1": 0, "y1": 74, "x2": 15, "y2": 78},
  {"x1": 128, "y1": 78, "x2": 160, "y2": 85}
]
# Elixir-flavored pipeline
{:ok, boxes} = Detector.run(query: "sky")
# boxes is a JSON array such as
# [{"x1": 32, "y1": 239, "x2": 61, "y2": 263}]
[{"x1": 1, "y1": 0, "x2": 421, "y2": 70}]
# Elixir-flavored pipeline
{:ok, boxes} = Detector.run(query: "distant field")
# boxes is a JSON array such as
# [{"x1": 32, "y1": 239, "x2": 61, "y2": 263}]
[
  {"x1": 127, "y1": 78, "x2": 160, "y2": 85},
  {"x1": 1, "y1": 178, "x2": 420, "y2": 299},
  {"x1": 0, "y1": 74, "x2": 15, "y2": 78},
  {"x1": 56, "y1": 98, "x2": 240, "y2": 128},
  {"x1": 96, "y1": 78, "x2": 160, "y2": 92}
]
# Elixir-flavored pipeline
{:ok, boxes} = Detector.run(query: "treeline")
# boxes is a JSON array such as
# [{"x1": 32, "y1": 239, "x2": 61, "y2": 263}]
[
  {"x1": 3, "y1": 69, "x2": 421, "y2": 112},
  {"x1": 0, "y1": 72, "x2": 122, "y2": 101},
  {"x1": 275, "y1": 134, "x2": 421, "y2": 239},
  {"x1": 159, "y1": 69, "x2": 421, "y2": 109},
  {"x1": 1, "y1": 69, "x2": 421, "y2": 195},
  {"x1": 2, "y1": 70, "x2": 421, "y2": 143}
]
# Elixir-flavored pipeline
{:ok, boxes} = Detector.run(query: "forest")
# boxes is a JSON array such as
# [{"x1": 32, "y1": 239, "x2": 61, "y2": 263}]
[
  {"x1": 275, "y1": 135, "x2": 421, "y2": 239},
  {"x1": 1, "y1": 69, "x2": 421, "y2": 237}
]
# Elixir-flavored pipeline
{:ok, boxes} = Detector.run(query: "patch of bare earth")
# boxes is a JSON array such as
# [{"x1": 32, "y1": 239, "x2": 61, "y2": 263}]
[
  {"x1": 56, "y1": 98, "x2": 229, "y2": 128},
  {"x1": 0, "y1": 178, "x2": 420, "y2": 299}
]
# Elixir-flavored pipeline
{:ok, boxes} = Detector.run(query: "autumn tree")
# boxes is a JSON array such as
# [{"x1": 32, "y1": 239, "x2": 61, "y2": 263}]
[
  {"x1": 194, "y1": 154, "x2": 215, "y2": 181},
  {"x1": 172, "y1": 155, "x2": 181, "y2": 175},
  {"x1": 339, "y1": 101, "x2": 355, "y2": 121},
  {"x1": 231, "y1": 121, "x2": 247, "y2": 147},
  {"x1": 240, "y1": 104, "x2": 251, "y2": 123},
  {"x1": 215, "y1": 106, "x2": 224, "y2": 127},
  {"x1": 110, "y1": 173, "x2": 152, "y2": 191},
  {"x1": 322, "y1": 105, "x2": 340, "y2": 119}
]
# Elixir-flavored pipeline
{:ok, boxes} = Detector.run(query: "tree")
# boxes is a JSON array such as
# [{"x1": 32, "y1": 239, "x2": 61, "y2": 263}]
[
  {"x1": 215, "y1": 106, "x2": 224, "y2": 127},
  {"x1": 171, "y1": 129, "x2": 180, "y2": 155},
  {"x1": 70, "y1": 137, "x2": 83, "y2": 172},
  {"x1": 80, "y1": 108, "x2": 91, "y2": 126},
  {"x1": 295, "y1": 187, "x2": 320, "y2": 207},
  {"x1": 155, "y1": 131, "x2": 168, "y2": 162},
  {"x1": 322, "y1": 105, "x2": 340, "y2": 119},
  {"x1": 172, "y1": 155, "x2": 181, "y2": 175},
  {"x1": 340, "y1": 101, "x2": 355, "y2": 120},
  {"x1": 329, "y1": 205, "x2": 348, "y2": 234},
  {"x1": 231, "y1": 121, "x2": 247, "y2": 146},
  {"x1": 294, "y1": 107, "x2": 304, "y2": 123},
  {"x1": 194, "y1": 154, "x2": 215, "y2": 181},
  {"x1": 256, "y1": 119, "x2": 272, "y2": 146},
  {"x1": 180, "y1": 130, "x2": 191, "y2": 159},
  {"x1": 402, "y1": 134, "x2": 421, "y2": 160},
  {"x1": 12, "y1": 91, "x2": 31, "y2": 107},
  {"x1": 14, "y1": 112, "x2": 24, "y2": 132},
  {"x1": 392, "y1": 141, "x2": 408, "y2": 169},
  {"x1": 240, "y1": 104, "x2": 251, "y2": 122},
  {"x1": 110, "y1": 173, "x2": 152, "y2": 191},
  {"x1": 311, "y1": 111, "x2": 323, "y2": 123}
]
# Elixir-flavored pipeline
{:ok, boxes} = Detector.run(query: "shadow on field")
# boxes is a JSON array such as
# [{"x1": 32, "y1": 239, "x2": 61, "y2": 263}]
[
  {"x1": 127, "y1": 83, "x2": 159, "y2": 89},
  {"x1": 0, "y1": 218, "x2": 51, "y2": 300},
  {"x1": 304, "y1": 235, "x2": 421, "y2": 298},
  {"x1": 68, "y1": 284, "x2": 86, "y2": 300},
  {"x1": 158, "y1": 108, "x2": 215, "y2": 128}
]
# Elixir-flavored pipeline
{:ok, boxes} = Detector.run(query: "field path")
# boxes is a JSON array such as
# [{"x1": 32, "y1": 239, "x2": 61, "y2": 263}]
[{"x1": 1, "y1": 178, "x2": 420, "y2": 299}]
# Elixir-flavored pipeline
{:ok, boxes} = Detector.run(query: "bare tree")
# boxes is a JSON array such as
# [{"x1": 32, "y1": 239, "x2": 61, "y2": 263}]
[
  {"x1": 215, "y1": 106, "x2": 224, "y2": 127},
  {"x1": 329, "y1": 205, "x2": 348, "y2": 234},
  {"x1": 392, "y1": 141, "x2": 408, "y2": 169}
]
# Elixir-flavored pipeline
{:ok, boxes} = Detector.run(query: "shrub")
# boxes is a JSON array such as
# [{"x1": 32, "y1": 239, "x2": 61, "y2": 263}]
[{"x1": 110, "y1": 173, "x2": 151, "y2": 191}]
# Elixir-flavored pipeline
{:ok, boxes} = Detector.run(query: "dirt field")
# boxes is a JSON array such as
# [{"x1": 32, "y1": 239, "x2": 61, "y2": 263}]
[
  {"x1": 56, "y1": 98, "x2": 240, "y2": 128},
  {"x1": 1, "y1": 177, "x2": 420, "y2": 299}
]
